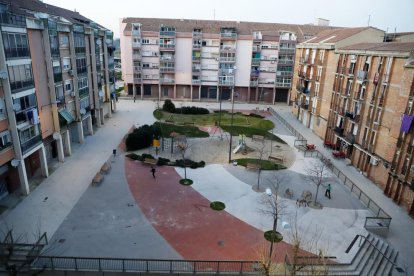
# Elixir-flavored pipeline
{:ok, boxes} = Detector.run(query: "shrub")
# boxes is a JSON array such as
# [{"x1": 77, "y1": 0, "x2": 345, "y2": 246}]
[
  {"x1": 141, "y1": 153, "x2": 155, "y2": 160},
  {"x1": 125, "y1": 124, "x2": 161, "y2": 151},
  {"x1": 162, "y1": 99, "x2": 176, "y2": 113},
  {"x1": 157, "y1": 157, "x2": 170, "y2": 166},
  {"x1": 175, "y1": 159, "x2": 205, "y2": 169},
  {"x1": 248, "y1": 113, "x2": 265, "y2": 119},
  {"x1": 125, "y1": 153, "x2": 139, "y2": 160},
  {"x1": 175, "y1": 106, "x2": 209, "y2": 115}
]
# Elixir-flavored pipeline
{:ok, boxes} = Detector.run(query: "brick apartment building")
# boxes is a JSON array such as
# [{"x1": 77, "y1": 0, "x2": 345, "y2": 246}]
[
  {"x1": 291, "y1": 28, "x2": 414, "y2": 216},
  {"x1": 120, "y1": 18, "x2": 336, "y2": 104},
  {"x1": 0, "y1": 0, "x2": 116, "y2": 198}
]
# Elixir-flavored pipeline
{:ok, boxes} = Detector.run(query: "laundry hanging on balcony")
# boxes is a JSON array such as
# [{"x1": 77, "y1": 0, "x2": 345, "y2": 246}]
[{"x1": 400, "y1": 114, "x2": 414, "y2": 133}]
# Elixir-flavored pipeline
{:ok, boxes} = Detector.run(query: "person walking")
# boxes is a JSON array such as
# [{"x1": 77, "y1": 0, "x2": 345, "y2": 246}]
[
  {"x1": 151, "y1": 166, "x2": 156, "y2": 179},
  {"x1": 325, "y1": 184, "x2": 331, "y2": 199}
]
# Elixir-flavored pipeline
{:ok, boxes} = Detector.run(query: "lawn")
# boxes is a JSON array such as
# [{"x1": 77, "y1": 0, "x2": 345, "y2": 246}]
[
  {"x1": 154, "y1": 122, "x2": 209, "y2": 138},
  {"x1": 221, "y1": 125, "x2": 286, "y2": 144},
  {"x1": 235, "y1": 158, "x2": 287, "y2": 170}
]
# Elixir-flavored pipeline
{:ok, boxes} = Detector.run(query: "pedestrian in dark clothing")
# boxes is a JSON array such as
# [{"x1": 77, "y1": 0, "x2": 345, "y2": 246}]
[
  {"x1": 151, "y1": 166, "x2": 156, "y2": 179},
  {"x1": 325, "y1": 184, "x2": 331, "y2": 199}
]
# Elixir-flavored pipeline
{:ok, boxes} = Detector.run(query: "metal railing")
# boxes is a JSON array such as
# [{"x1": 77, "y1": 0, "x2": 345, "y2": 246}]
[
  {"x1": 27, "y1": 232, "x2": 48, "y2": 260},
  {"x1": 269, "y1": 107, "x2": 391, "y2": 230},
  {"x1": 31, "y1": 257, "x2": 260, "y2": 274}
]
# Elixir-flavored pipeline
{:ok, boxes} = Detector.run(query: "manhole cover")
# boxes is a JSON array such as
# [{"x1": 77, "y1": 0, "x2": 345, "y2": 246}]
[{"x1": 217, "y1": 240, "x2": 225, "y2": 247}]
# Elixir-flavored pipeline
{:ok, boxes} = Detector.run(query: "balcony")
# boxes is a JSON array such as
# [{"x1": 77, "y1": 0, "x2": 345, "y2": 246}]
[
  {"x1": 334, "y1": 127, "x2": 344, "y2": 136},
  {"x1": 53, "y1": 73, "x2": 62, "y2": 83},
  {"x1": 133, "y1": 66, "x2": 141, "y2": 73},
  {"x1": 0, "y1": 12, "x2": 26, "y2": 27},
  {"x1": 160, "y1": 31, "x2": 176, "y2": 37},
  {"x1": 219, "y1": 68, "x2": 235, "y2": 75},
  {"x1": 133, "y1": 54, "x2": 142, "y2": 60},
  {"x1": 4, "y1": 47, "x2": 30, "y2": 59},
  {"x1": 277, "y1": 71, "x2": 293, "y2": 77},
  {"x1": 258, "y1": 79, "x2": 275, "y2": 85},
  {"x1": 79, "y1": 87, "x2": 89, "y2": 98},
  {"x1": 275, "y1": 82, "x2": 291, "y2": 88},
  {"x1": 192, "y1": 79, "x2": 201, "y2": 84},
  {"x1": 219, "y1": 57, "x2": 236, "y2": 62},
  {"x1": 252, "y1": 45, "x2": 260, "y2": 52},
  {"x1": 251, "y1": 70, "x2": 260, "y2": 77},
  {"x1": 250, "y1": 80, "x2": 258, "y2": 87},
  {"x1": 192, "y1": 67, "x2": 201, "y2": 72},
  {"x1": 357, "y1": 70, "x2": 367, "y2": 82},
  {"x1": 251, "y1": 58, "x2": 260, "y2": 65},
  {"x1": 192, "y1": 31, "x2": 202, "y2": 38},
  {"x1": 75, "y1": 46, "x2": 86, "y2": 55},
  {"x1": 220, "y1": 45, "x2": 236, "y2": 52},
  {"x1": 279, "y1": 48, "x2": 295, "y2": 54},
  {"x1": 50, "y1": 47, "x2": 60, "y2": 57},
  {"x1": 10, "y1": 79, "x2": 34, "y2": 93},
  {"x1": 132, "y1": 30, "x2": 141, "y2": 36},
  {"x1": 160, "y1": 78, "x2": 174, "y2": 84},
  {"x1": 201, "y1": 65, "x2": 218, "y2": 71},
  {"x1": 193, "y1": 43, "x2": 202, "y2": 49},
  {"x1": 219, "y1": 79, "x2": 234, "y2": 86},
  {"x1": 220, "y1": 32, "x2": 237, "y2": 39},
  {"x1": 260, "y1": 56, "x2": 278, "y2": 61},
  {"x1": 192, "y1": 56, "x2": 201, "y2": 62},
  {"x1": 278, "y1": 59, "x2": 294, "y2": 65},
  {"x1": 160, "y1": 55, "x2": 175, "y2": 61},
  {"x1": 160, "y1": 44, "x2": 175, "y2": 50},
  {"x1": 77, "y1": 67, "x2": 87, "y2": 75},
  {"x1": 160, "y1": 67, "x2": 175, "y2": 73},
  {"x1": 21, "y1": 134, "x2": 42, "y2": 155},
  {"x1": 132, "y1": 42, "x2": 141, "y2": 48}
]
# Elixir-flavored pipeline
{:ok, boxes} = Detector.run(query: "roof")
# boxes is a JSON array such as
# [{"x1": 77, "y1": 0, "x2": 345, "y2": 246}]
[
  {"x1": 121, "y1": 17, "x2": 339, "y2": 42},
  {"x1": 303, "y1": 27, "x2": 379, "y2": 43},
  {"x1": 338, "y1": 42, "x2": 414, "y2": 53},
  {"x1": 2, "y1": 0, "x2": 108, "y2": 29}
]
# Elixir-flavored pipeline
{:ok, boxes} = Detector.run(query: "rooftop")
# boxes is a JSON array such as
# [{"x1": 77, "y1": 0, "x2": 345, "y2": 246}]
[
  {"x1": 338, "y1": 42, "x2": 414, "y2": 53},
  {"x1": 303, "y1": 27, "x2": 381, "y2": 43}
]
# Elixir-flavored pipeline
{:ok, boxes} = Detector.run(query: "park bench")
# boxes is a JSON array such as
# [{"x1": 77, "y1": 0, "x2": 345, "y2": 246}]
[
  {"x1": 268, "y1": 155, "x2": 284, "y2": 163},
  {"x1": 100, "y1": 162, "x2": 111, "y2": 174},
  {"x1": 143, "y1": 158, "x2": 157, "y2": 165},
  {"x1": 306, "y1": 144, "x2": 316, "y2": 150},
  {"x1": 92, "y1": 172, "x2": 104, "y2": 186},
  {"x1": 252, "y1": 135, "x2": 265, "y2": 142},
  {"x1": 246, "y1": 163, "x2": 260, "y2": 171},
  {"x1": 285, "y1": 188, "x2": 294, "y2": 199},
  {"x1": 324, "y1": 140, "x2": 334, "y2": 149},
  {"x1": 332, "y1": 151, "x2": 346, "y2": 159}
]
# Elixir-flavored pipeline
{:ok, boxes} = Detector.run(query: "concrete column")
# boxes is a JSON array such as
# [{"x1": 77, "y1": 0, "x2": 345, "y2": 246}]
[
  {"x1": 190, "y1": 86, "x2": 193, "y2": 101},
  {"x1": 133, "y1": 84, "x2": 136, "y2": 100},
  {"x1": 173, "y1": 85, "x2": 177, "y2": 99},
  {"x1": 39, "y1": 145, "x2": 49, "y2": 178},
  {"x1": 158, "y1": 85, "x2": 161, "y2": 101},
  {"x1": 272, "y1": 87, "x2": 276, "y2": 104},
  {"x1": 100, "y1": 108, "x2": 104, "y2": 125},
  {"x1": 88, "y1": 115, "x2": 94, "y2": 135},
  {"x1": 255, "y1": 87, "x2": 259, "y2": 102},
  {"x1": 141, "y1": 84, "x2": 144, "y2": 99},
  {"x1": 112, "y1": 97, "x2": 117, "y2": 112},
  {"x1": 64, "y1": 131, "x2": 72, "y2": 156},
  {"x1": 56, "y1": 134, "x2": 64, "y2": 162},
  {"x1": 17, "y1": 161, "x2": 30, "y2": 195},
  {"x1": 198, "y1": 86, "x2": 201, "y2": 101},
  {"x1": 247, "y1": 87, "x2": 251, "y2": 103},
  {"x1": 77, "y1": 121, "x2": 85, "y2": 143},
  {"x1": 216, "y1": 85, "x2": 220, "y2": 102}
]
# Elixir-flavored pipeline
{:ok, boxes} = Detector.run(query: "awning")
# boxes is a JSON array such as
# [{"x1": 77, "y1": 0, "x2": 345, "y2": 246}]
[{"x1": 58, "y1": 109, "x2": 75, "y2": 124}]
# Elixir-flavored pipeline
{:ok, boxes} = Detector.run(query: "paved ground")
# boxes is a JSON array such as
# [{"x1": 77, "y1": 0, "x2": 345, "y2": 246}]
[{"x1": 1, "y1": 99, "x2": 413, "y2": 274}]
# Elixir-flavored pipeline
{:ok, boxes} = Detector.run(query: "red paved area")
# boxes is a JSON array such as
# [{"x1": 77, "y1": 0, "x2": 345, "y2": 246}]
[
  {"x1": 125, "y1": 158, "x2": 297, "y2": 261},
  {"x1": 198, "y1": 125, "x2": 221, "y2": 135}
]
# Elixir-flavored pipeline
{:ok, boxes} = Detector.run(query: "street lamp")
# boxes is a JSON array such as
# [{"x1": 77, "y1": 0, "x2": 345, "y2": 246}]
[{"x1": 228, "y1": 87, "x2": 239, "y2": 163}]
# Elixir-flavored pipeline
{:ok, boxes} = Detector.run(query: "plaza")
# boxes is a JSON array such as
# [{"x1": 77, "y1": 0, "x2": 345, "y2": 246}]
[{"x1": 1, "y1": 99, "x2": 413, "y2": 274}]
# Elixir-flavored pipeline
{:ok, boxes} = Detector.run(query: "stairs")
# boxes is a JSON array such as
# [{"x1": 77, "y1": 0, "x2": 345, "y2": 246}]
[{"x1": 290, "y1": 234, "x2": 400, "y2": 276}]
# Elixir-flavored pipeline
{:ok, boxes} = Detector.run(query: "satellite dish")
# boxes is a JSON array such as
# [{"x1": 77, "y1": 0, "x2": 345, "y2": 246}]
[
  {"x1": 105, "y1": 39, "x2": 111, "y2": 44},
  {"x1": 98, "y1": 91, "x2": 104, "y2": 97},
  {"x1": 96, "y1": 40, "x2": 101, "y2": 46},
  {"x1": 11, "y1": 159, "x2": 20, "y2": 168},
  {"x1": 52, "y1": 132, "x2": 60, "y2": 140},
  {"x1": 80, "y1": 108, "x2": 86, "y2": 115},
  {"x1": 12, "y1": 103, "x2": 21, "y2": 112}
]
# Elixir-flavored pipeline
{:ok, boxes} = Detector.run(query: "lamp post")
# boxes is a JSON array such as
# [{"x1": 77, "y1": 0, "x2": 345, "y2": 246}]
[{"x1": 228, "y1": 87, "x2": 238, "y2": 163}]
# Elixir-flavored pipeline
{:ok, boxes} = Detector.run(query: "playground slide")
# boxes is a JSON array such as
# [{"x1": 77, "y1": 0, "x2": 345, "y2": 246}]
[{"x1": 233, "y1": 144, "x2": 242, "y2": 154}]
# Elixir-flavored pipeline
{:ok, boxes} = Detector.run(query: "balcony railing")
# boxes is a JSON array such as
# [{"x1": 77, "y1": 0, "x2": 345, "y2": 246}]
[
  {"x1": 220, "y1": 32, "x2": 237, "y2": 39},
  {"x1": 21, "y1": 134, "x2": 42, "y2": 154},
  {"x1": 4, "y1": 48, "x2": 30, "y2": 59},
  {"x1": 192, "y1": 67, "x2": 201, "y2": 72},
  {"x1": 192, "y1": 56, "x2": 201, "y2": 61},
  {"x1": 160, "y1": 67, "x2": 175, "y2": 73},
  {"x1": 279, "y1": 48, "x2": 295, "y2": 53},
  {"x1": 219, "y1": 79, "x2": 234, "y2": 86},
  {"x1": 219, "y1": 68, "x2": 235, "y2": 75},
  {"x1": 252, "y1": 46, "x2": 260, "y2": 52},
  {"x1": 258, "y1": 79, "x2": 275, "y2": 85},
  {"x1": 75, "y1": 46, "x2": 86, "y2": 55},
  {"x1": 250, "y1": 80, "x2": 258, "y2": 87},
  {"x1": 9, "y1": 76, "x2": 32, "y2": 92},
  {"x1": 278, "y1": 59, "x2": 294, "y2": 65},
  {"x1": 275, "y1": 82, "x2": 291, "y2": 88},
  {"x1": 160, "y1": 55, "x2": 174, "y2": 61},
  {"x1": 160, "y1": 31, "x2": 176, "y2": 37},
  {"x1": 50, "y1": 47, "x2": 60, "y2": 57},
  {"x1": 220, "y1": 46, "x2": 236, "y2": 52},
  {"x1": 277, "y1": 71, "x2": 293, "y2": 77},
  {"x1": 357, "y1": 70, "x2": 368, "y2": 82},
  {"x1": 79, "y1": 87, "x2": 89, "y2": 98},
  {"x1": 132, "y1": 30, "x2": 141, "y2": 36},
  {"x1": 251, "y1": 58, "x2": 260, "y2": 65},
  {"x1": 192, "y1": 31, "x2": 202, "y2": 38},
  {"x1": 133, "y1": 54, "x2": 142, "y2": 60},
  {"x1": 219, "y1": 57, "x2": 236, "y2": 62},
  {"x1": 77, "y1": 67, "x2": 87, "y2": 75},
  {"x1": 251, "y1": 70, "x2": 260, "y2": 77},
  {"x1": 160, "y1": 78, "x2": 174, "y2": 84},
  {"x1": 159, "y1": 44, "x2": 175, "y2": 50},
  {"x1": 193, "y1": 44, "x2": 202, "y2": 49},
  {"x1": 192, "y1": 79, "x2": 201, "y2": 84},
  {"x1": 0, "y1": 12, "x2": 26, "y2": 27},
  {"x1": 132, "y1": 42, "x2": 141, "y2": 48}
]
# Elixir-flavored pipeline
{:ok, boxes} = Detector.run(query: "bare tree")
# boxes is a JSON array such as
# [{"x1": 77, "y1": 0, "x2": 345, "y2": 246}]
[
  {"x1": 259, "y1": 177, "x2": 287, "y2": 268},
  {"x1": 254, "y1": 139, "x2": 268, "y2": 190},
  {"x1": 176, "y1": 135, "x2": 191, "y2": 181},
  {"x1": 304, "y1": 160, "x2": 330, "y2": 206}
]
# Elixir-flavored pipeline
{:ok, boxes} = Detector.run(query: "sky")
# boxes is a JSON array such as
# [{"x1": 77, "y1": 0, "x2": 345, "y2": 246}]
[{"x1": 43, "y1": 0, "x2": 414, "y2": 38}]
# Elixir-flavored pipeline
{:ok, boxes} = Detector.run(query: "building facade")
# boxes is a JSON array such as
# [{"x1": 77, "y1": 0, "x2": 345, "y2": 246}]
[
  {"x1": 291, "y1": 27, "x2": 414, "y2": 217},
  {"x1": 0, "y1": 0, "x2": 115, "y2": 198},
  {"x1": 120, "y1": 18, "x2": 335, "y2": 104}
]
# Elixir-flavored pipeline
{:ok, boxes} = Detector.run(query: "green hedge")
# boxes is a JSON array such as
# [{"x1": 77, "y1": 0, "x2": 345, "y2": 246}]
[
  {"x1": 125, "y1": 124, "x2": 161, "y2": 151},
  {"x1": 125, "y1": 154, "x2": 204, "y2": 168},
  {"x1": 162, "y1": 99, "x2": 209, "y2": 115}
]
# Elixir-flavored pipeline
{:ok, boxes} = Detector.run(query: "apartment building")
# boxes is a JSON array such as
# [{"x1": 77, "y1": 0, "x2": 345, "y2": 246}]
[
  {"x1": 291, "y1": 27, "x2": 385, "y2": 139},
  {"x1": 325, "y1": 43, "x2": 414, "y2": 216},
  {"x1": 0, "y1": 0, "x2": 115, "y2": 198},
  {"x1": 120, "y1": 18, "x2": 335, "y2": 104}
]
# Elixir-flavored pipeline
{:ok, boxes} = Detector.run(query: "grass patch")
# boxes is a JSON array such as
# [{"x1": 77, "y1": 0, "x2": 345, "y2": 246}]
[
  {"x1": 264, "y1": 230, "x2": 283, "y2": 243},
  {"x1": 179, "y1": 178, "x2": 193, "y2": 185},
  {"x1": 221, "y1": 125, "x2": 286, "y2": 144},
  {"x1": 155, "y1": 110, "x2": 274, "y2": 131},
  {"x1": 155, "y1": 122, "x2": 209, "y2": 138},
  {"x1": 153, "y1": 109, "x2": 163, "y2": 120},
  {"x1": 210, "y1": 201, "x2": 226, "y2": 211},
  {"x1": 236, "y1": 158, "x2": 287, "y2": 170}
]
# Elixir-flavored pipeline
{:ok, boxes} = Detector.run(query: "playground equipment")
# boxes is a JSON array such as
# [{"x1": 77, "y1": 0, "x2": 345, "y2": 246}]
[{"x1": 233, "y1": 134, "x2": 247, "y2": 154}]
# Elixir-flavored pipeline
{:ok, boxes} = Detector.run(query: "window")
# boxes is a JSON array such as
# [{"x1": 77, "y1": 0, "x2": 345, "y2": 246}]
[
  {"x1": 77, "y1": 77, "x2": 88, "y2": 89},
  {"x1": 62, "y1": 57, "x2": 71, "y2": 71},
  {"x1": 76, "y1": 57, "x2": 87, "y2": 75},
  {"x1": 53, "y1": 62, "x2": 62, "y2": 83},
  {"x1": 55, "y1": 85, "x2": 64, "y2": 101},
  {"x1": 80, "y1": 96, "x2": 90, "y2": 110},
  {"x1": 0, "y1": 98, "x2": 5, "y2": 119},
  {"x1": 49, "y1": 35, "x2": 59, "y2": 56},
  {"x1": 65, "y1": 80, "x2": 73, "y2": 92},
  {"x1": 142, "y1": 39, "x2": 149, "y2": 44},
  {"x1": 13, "y1": 93, "x2": 37, "y2": 111},
  {"x1": 74, "y1": 34, "x2": 85, "y2": 54},
  {"x1": 19, "y1": 124, "x2": 40, "y2": 144},
  {"x1": 8, "y1": 64, "x2": 34, "y2": 92},
  {"x1": 142, "y1": 63, "x2": 149, "y2": 68},
  {"x1": 2, "y1": 33, "x2": 29, "y2": 59},
  {"x1": 59, "y1": 34, "x2": 69, "y2": 48},
  {"x1": 0, "y1": 131, "x2": 11, "y2": 149}
]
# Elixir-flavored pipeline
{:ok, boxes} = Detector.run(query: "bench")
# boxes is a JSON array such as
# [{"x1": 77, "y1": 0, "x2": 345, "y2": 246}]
[
  {"x1": 306, "y1": 144, "x2": 316, "y2": 150},
  {"x1": 92, "y1": 172, "x2": 104, "y2": 186},
  {"x1": 100, "y1": 162, "x2": 111, "y2": 174},
  {"x1": 246, "y1": 163, "x2": 260, "y2": 171},
  {"x1": 332, "y1": 151, "x2": 346, "y2": 159},
  {"x1": 252, "y1": 135, "x2": 265, "y2": 142},
  {"x1": 144, "y1": 158, "x2": 157, "y2": 165},
  {"x1": 268, "y1": 155, "x2": 284, "y2": 163},
  {"x1": 285, "y1": 188, "x2": 294, "y2": 199}
]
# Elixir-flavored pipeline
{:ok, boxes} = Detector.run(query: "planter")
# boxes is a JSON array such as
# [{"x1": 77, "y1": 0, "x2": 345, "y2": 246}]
[
  {"x1": 264, "y1": 230, "x2": 283, "y2": 243},
  {"x1": 210, "y1": 201, "x2": 226, "y2": 211},
  {"x1": 179, "y1": 178, "x2": 193, "y2": 186}
]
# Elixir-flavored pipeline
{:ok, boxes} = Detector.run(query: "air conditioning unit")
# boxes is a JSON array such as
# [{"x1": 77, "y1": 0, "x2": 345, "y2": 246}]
[
  {"x1": 68, "y1": 70, "x2": 74, "y2": 76},
  {"x1": 215, "y1": 57, "x2": 220, "y2": 61},
  {"x1": 370, "y1": 158, "x2": 379, "y2": 166},
  {"x1": 70, "y1": 91, "x2": 76, "y2": 97}
]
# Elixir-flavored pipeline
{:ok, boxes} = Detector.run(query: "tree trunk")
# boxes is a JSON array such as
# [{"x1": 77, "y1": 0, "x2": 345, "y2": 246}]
[{"x1": 315, "y1": 184, "x2": 320, "y2": 204}]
